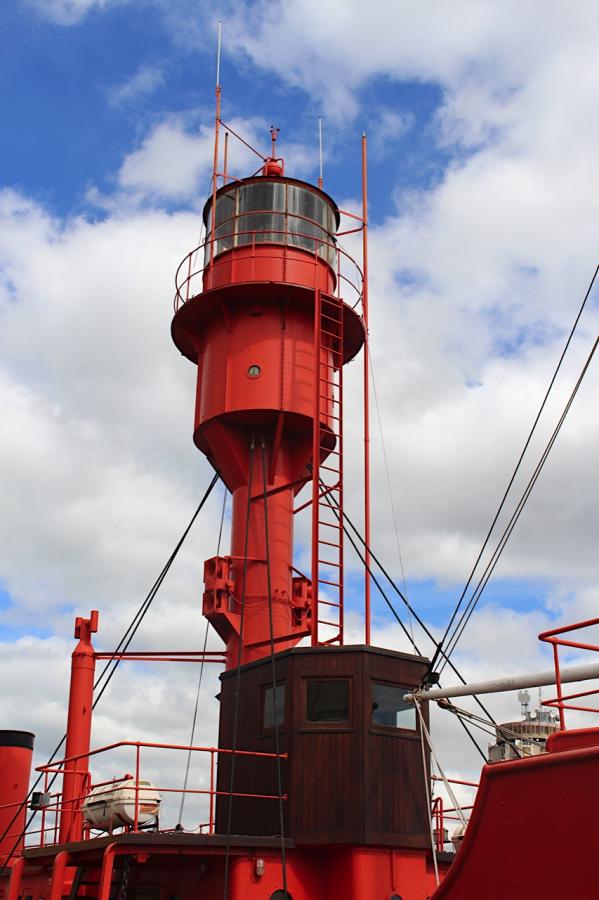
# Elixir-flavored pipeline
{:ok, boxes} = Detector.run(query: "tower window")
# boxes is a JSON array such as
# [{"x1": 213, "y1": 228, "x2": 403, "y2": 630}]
[
  {"x1": 306, "y1": 679, "x2": 350, "y2": 723},
  {"x1": 372, "y1": 682, "x2": 416, "y2": 730}
]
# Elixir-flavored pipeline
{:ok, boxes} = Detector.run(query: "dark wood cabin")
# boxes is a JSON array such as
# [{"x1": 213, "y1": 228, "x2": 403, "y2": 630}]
[{"x1": 215, "y1": 645, "x2": 430, "y2": 848}]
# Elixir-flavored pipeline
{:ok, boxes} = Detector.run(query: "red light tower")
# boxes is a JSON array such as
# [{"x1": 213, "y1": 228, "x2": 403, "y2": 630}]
[{"x1": 172, "y1": 135, "x2": 365, "y2": 669}]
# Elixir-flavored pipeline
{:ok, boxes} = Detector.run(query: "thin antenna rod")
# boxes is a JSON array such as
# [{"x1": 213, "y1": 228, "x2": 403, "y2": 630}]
[
  {"x1": 223, "y1": 132, "x2": 229, "y2": 185},
  {"x1": 209, "y1": 22, "x2": 223, "y2": 270},
  {"x1": 318, "y1": 117, "x2": 324, "y2": 189},
  {"x1": 216, "y1": 20, "x2": 222, "y2": 88},
  {"x1": 361, "y1": 132, "x2": 371, "y2": 645}
]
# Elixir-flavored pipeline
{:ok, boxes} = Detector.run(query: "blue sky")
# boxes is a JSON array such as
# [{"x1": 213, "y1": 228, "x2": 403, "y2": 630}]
[
  {"x1": 1, "y1": 0, "x2": 598, "y2": 745},
  {"x1": 0, "y1": 2, "x2": 448, "y2": 221}
]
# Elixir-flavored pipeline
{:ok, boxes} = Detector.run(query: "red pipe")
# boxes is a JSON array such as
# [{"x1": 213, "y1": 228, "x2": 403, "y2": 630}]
[
  {"x1": 361, "y1": 132, "x2": 371, "y2": 645},
  {"x1": 59, "y1": 611, "x2": 98, "y2": 844}
]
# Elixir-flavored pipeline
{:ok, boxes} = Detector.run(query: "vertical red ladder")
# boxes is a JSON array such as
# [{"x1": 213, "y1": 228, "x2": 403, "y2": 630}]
[{"x1": 311, "y1": 290, "x2": 344, "y2": 646}]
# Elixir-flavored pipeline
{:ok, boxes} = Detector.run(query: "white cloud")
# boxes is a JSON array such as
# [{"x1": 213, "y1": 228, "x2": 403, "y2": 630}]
[
  {"x1": 107, "y1": 64, "x2": 166, "y2": 108},
  {"x1": 114, "y1": 113, "x2": 317, "y2": 203},
  {"x1": 117, "y1": 119, "x2": 216, "y2": 200},
  {"x1": 25, "y1": 0, "x2": 125, "y2": 25}
]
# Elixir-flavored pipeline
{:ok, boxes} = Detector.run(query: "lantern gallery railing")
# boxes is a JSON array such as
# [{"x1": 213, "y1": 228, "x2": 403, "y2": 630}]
[{"x1": 174, "y1": 211, "x2": 364, "y2": 313}]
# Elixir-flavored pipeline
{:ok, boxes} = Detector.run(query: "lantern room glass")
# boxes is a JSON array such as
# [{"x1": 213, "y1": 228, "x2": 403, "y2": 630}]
[{"x1": 205, "y1": 180, "x2": 337, "y2": 267}]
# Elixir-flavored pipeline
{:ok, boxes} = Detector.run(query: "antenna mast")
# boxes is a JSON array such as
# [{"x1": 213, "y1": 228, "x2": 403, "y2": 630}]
[
  {"x1": 209, "y1": 21, "x2": 222, "y2": 268},
  {"x1": 318, "y1": 117, "x2": 324, "y2": 189}
]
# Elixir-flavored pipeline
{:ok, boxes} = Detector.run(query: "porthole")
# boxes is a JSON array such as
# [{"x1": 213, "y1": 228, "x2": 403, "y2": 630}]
[
  {"x1": 247, "y1": 364, "x2": 261, "y2": 378},
  {"x1": 270, "y1": 892, "x2": 293, "y2": 900}
]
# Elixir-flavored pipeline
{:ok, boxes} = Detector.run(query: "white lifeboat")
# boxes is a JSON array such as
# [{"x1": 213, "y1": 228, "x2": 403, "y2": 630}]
[{"x1": 82, "y1": 777, "x2": 161, "y2": 831}]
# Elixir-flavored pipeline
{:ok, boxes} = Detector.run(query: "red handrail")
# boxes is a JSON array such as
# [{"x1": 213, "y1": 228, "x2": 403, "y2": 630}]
[
  {"x1": 173, "y1": 209, "x2": 365, "y2": 316},
  {"x1": 26, "y1": 739, "x2": 288, "y2": 849},
  {"x1": 539, "y1": 615, "x2": 599, "y2": 729}
]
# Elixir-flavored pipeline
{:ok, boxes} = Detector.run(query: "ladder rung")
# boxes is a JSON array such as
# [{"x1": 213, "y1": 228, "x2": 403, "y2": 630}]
[
  {"x1": 321, "y1": 311, "x2": 342, "y2": 325},
  {"x1": 317, "y1": 500, "x2": 340, "y2": 512},
  {"x1": 318, "y1": 538, "x2": 342, "y2": 548},
  {"x1": 320, "y1": 464, "x2": 340, "y2": 474},
  {"x1": 319, "y1": 599, "x2": 341, "y2": 608},
  {"x1": 319, "y1": 393, "x2": 340, "y2": 404},
  {"x1": 317, "y1": 519, "x2": 341, "y2": 529},
  {"x1": 318, "y1": 558, "x2": 341, "y2": 568},
  {"x1": 319, "y1": 446, "x2": 340, "y2": 456},
  {"x1": 321, "y1": 326, "x2": 342, "y2": 340},
  {"x1": 320, "y1": 634, "x2": 342, "y2": 645},
  {"x1": 317, "y1": 618, "x2": 340, "y2": 627},
  {"x1": 318, "y1": 578, "x2": 341, "y2": 588},
  {"x1": 319, "y1": 377, "x2": 338, "y2": 388}
]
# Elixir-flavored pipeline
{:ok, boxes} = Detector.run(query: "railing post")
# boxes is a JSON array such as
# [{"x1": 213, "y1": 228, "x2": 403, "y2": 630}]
[
  {"x1": 186, "y1": 253, "x2": 192, "y2": 303},
  {"x1": 97, "y1": 844, "x2": 116, "y2": 900},
  {"x1": 40, "y1": 772, "x2": 48, "y2": 847},
  {"x1": 552, "y1": 641, "x2": 566, "y2": 730},
  {"x1": 209, "y1": 749, "x2": 215, "y2": 834},
  {"x1": 49, "y1": 850, "x2": 70, "y2": 900},
  {"x1": 134, "y1": 744, "x2": 140, "y2": 832}
]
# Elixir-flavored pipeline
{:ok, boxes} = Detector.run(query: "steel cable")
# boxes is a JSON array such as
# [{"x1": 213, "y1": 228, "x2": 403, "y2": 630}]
[
  {"x1": 437, "y1": 336, "x2": 598, "y2": 676},
  {"x1": 430, "y1": 264, "x2": 599, "y2": 674},
  {"x1": 1, "y1": 473, "x2": 220, "y2": 863},
  {"x1": 317, "y1": 482, "x2": 489, "y2": 761},
  {"x1": 336, "y1": 505, "x2": 522, "y2": 759},
  {"x1": 177, "y1": 484, "x2": 228, "y2": 827},
  {"x1": 260, "y1": 439, "x2": 288, "y2": 895},
  {"x1": 223, "y1": 438, "x2": 255, "y2": 900}
]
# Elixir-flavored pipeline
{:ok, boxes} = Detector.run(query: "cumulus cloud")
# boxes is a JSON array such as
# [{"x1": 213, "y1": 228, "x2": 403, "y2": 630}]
[{"x1": 111, "y1": 112, "x2": 318, "y2": 205}]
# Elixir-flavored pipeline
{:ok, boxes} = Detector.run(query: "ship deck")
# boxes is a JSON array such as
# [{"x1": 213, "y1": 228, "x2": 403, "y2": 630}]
[{"x1": 23, "y1": 831, "x2": 296, "y2": 864}]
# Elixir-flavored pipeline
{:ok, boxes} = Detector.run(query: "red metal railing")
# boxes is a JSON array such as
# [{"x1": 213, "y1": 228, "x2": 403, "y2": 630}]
[
  {"x1": 29, "y1": 739, "x2": 287, "y2": 848},
  {"x1": 431, "y1": 776, "x2": 478, "y2": 852},
  {"x1": 539, "y1": 616, "x2": 599, "y2": 730},
  {"x1": 173, "y1": 211, "x2": 364, "y2": 313}
]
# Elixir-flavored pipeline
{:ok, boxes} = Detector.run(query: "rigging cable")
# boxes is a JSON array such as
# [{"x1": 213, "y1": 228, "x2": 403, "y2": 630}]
[
  {"x1": 369, "y1": 352, "x2": 414, "y2": 641},
  {"x1": 177, "y1": 483, "x2": 228, "y2": 827},
  {"x1": 336, "y1": 505, "x2": 523, "y2": 760},
  {"x1": 223, "y1": 438, "x2": 255, "y2": 900},
  {"x1": 430, "y1": 264, "x2": 599, "y2": 674},
  {"x1": 437, "y1": 336, "x2": 599, "y2": 676},
  {"x1": 318, "y1": 482, "x2": 488, "y2": 762},
  {"x1": 0, "y1": 472, "x2": 220, "y2": 863},
  {"x1": 261, "y1": 439, "x2": 288, "y2": 895}
]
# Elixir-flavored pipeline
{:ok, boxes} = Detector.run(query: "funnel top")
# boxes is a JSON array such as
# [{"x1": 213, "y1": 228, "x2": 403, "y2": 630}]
[{"x1": 0, "y1": 730, "x2": 35, "y2": 749}]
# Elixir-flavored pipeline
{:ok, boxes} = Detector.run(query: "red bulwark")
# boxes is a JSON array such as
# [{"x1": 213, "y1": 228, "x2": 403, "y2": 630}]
[{"x1": 431, "y1": 739, "x2": 599, "y2": 899}]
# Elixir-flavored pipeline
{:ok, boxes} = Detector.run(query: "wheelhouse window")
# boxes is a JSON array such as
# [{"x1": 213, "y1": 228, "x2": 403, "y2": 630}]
[
  {"x1": 263, "y1": 683, "x2": 285, "y2": 729},
  {"x1": 371, "y1": 682, "x2": 416, "y2": 731},
  {"x1": 306, "y1": 679, "x2": 350, "y2": 723}
]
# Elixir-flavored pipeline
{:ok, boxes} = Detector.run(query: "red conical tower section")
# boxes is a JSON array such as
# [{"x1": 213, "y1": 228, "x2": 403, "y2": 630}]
[{"x1": 172, "y1": 126, "x2": 365, "y2": 669}]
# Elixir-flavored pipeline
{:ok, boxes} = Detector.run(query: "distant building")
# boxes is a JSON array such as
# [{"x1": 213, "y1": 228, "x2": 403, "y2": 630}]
[{"x1": 488, "y1": 690, "x2": 559, "y2": 762}]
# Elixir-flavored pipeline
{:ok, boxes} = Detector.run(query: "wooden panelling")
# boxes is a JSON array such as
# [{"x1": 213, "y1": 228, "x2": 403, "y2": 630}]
[{"x1": 216, "y1": 646, "x2": 431, "y2": 849}]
